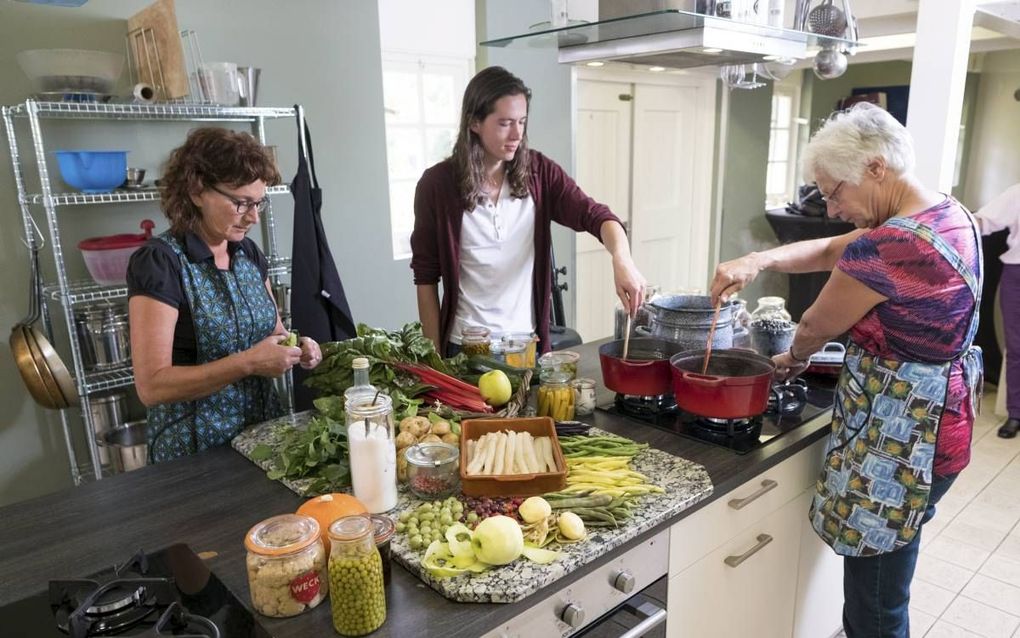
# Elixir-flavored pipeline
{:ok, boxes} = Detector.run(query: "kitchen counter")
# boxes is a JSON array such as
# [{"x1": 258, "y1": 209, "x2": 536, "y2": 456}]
[{"x1": 0, "y1": 340, "x2": 836, "y2": 637}]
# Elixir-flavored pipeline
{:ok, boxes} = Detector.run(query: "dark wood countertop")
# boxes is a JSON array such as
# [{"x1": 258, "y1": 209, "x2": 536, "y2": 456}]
[{"x1": 0, "y1": 340, "x2": 835, "y2": 637}]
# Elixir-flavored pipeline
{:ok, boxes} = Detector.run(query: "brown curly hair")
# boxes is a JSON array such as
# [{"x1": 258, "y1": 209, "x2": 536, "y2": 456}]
[
  {"x1": 160, "y1": 127, "x2": 281, "y2": 235},
  {"x1": 451, "y1": 66, "x2": 531, "y2": 209}
]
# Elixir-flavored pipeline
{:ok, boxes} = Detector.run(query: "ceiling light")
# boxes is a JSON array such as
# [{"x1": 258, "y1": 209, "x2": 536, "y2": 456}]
[
  {"x1": 702, "y1": 48, "x2": 723, "y2": 54},
  {"x1": 648, "y1": 66, "x2": 666, "y2": 72},
  {"x1": 585, "y1": 61, "x2": 605, "y2": 67}
]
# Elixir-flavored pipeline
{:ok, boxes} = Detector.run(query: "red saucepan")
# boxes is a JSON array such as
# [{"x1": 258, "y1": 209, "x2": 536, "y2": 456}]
[
  {"x1": 670, "y1": 349, "x2": 776, "y2": 419},
  {"x1": 599, "y1": 338, "x2": 687, "y2": 397}
]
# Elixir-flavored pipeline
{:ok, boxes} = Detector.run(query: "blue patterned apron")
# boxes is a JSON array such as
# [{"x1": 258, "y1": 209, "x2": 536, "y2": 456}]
[
  {"x1": 146, "y1": 232, "x2": 283, "y2": 462},
  {"x1": 810, "y1": 215, "x2": 983, "y2": 557}
]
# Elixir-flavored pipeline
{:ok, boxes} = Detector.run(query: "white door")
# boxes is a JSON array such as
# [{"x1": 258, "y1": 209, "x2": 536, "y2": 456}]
[
  {"x1": 574, "y1": 79, "x2": 632, "y2": 342},
  {"x1": 574, "y1": 72, "x2": 716, "y2": 342}
]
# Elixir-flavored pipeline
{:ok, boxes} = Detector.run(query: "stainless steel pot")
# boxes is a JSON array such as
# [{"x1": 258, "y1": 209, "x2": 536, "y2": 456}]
[
  {"x1": 86, "y1": 391, "x2": 127, "y2": 465},
  {"x1": 103, "y1": 420, "x2": 147, "y2": 472},
  {"x1": 74, "y1": 304, "x2": 130, "y2": 370},
  {"x1": 642, "y1": 295, "x2": 734, "y2": 350}
]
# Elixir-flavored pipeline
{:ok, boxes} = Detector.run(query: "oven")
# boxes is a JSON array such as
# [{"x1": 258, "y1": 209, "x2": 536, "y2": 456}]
[{"x1": 481, "y1": 528, "x2": 669, "y2": 638}]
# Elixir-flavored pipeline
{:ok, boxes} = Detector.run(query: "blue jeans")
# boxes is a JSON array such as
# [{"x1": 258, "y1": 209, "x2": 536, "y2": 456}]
[{"x1": 842, "y1": 472, "x2": 958, "y2": 638}]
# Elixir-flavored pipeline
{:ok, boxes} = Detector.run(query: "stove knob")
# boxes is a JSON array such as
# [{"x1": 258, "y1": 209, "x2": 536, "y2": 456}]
[
  {"x1": 561, "y1": 603, "x2": 585, "y2": 628},
  {"x1": 613, "y1": 570, "x2": 636, "y2": 594}
]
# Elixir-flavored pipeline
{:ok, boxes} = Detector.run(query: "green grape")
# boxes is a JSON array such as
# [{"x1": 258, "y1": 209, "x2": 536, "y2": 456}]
[
  {"x1": 466, "y1": 511, "x2": 479, "y2": 523},
  {"x1": 409, "y1": 535, "x2": 424, "y2": 550},
  {"x1": 451, "y1": 501, "x2": 464, "y2": 514},
  {"x1": 407, "y1": 515, "x2": 419, "y2": 526},
  {"x1": 398, "y1": 511, "x2": 411, "y2": 523},
  {"x1": 439, "y1": 512, "x2": 453, "y2": 526},
  {"x1": 395, "y1": 522, "x2": 406, "y2": 533}
]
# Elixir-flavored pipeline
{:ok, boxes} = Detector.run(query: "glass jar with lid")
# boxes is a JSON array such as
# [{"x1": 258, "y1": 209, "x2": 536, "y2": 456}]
[
  {"x1": 538, "y1": 370, "x2": 574, "y2": 421},
  {"x1": 503, "y1": 332, "x2": 538, "y2": 369},
  {"x1": 244, "y1": 513, "x2": 328, "y2": 618},
  {"x1": 368, "y1": 514, "x2": 396, "y2": 586},
  {"x1": 730, "y1": 298, "x2": 752, "y2": 350},
  {"x1": 404, "y1": 442, "x2": 460, "y2": 500},
  {"x1": 749, "y1": 296, "x2": 795, "y2": 356},
  {"x1": 570, "y1": 377, "x2": 596, "y2": 416},
  {"x1": 460, "y1": 325, "x2": 491, "y2": 357},
  {"x1": 346, "y1": 393, "x2": 397, "y2": 513},
  {"x1": 343, "y1": 357, "x2": 377, "y2": 407},
  {"x1": 537, "y1": 350, "x2": 580, "y2": 382},
  {"x1": 328, "y1": 515, "x2": 386, "y2": 636}
]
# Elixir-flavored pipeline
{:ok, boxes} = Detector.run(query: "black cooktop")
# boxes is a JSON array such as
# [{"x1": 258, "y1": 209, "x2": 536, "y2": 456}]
[
  {"x1": 600, "y1": 375, "x2": 836, "y2": 454},
  {"x1": 0, "y1": 544, "x2": 270, "y2": 637}
]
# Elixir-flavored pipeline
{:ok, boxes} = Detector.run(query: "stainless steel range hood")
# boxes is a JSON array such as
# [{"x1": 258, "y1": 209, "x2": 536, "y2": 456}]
[{"x1": 481, "y1": 9, "x2": 858, "y2": 70}]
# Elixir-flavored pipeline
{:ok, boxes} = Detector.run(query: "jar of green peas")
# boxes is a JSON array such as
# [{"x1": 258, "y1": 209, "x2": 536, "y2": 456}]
[{"x1": 327, "y1": 515, "x2": 386, "y2": 636}]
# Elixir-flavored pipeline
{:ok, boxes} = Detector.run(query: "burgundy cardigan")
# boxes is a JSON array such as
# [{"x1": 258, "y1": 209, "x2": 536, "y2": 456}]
[{"x1": 410, "y1": 150, "x2": 623, "y2": 352}]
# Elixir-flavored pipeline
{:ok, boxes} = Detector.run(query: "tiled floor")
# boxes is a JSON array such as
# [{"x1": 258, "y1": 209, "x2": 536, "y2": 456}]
[{"x1": 835, "y1": 389, "x2": 1020, "y2": 637}]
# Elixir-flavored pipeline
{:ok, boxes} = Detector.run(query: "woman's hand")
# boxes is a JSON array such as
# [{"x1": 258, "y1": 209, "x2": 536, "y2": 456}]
[
  {"x1": 246, "y1": 335, "x2": 302, "y2": 377},
  {"x1": 710, "y1": 254, "x2": 763, "y2": 305},
  {"x1": 772, "y1": 351, "x2": 810, "y2": 383},
  {"x1": 613, "y1": 256, "x2": 647, "y2": 317},
  {"x1": 299, "y1": 336, "x2": 322, "y2": 369}
]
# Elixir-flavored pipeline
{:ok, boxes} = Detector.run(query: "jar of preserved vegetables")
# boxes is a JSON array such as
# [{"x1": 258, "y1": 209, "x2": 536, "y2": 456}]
[
  {"x1": 460, "y1": 326, "x2": 491, "y2": 357},
  {"x1": 328, "y1": 515, "x2": 386, "y2": 636},
  {"x1": 538, "y1": 371, "x2": 574, "y2": 421},
  {"x1": 570, "y1": 378, "x2": 597, "y2": 416},
  {"x1": 244, "y1": 514, "x2": 328, "y2": 618}
]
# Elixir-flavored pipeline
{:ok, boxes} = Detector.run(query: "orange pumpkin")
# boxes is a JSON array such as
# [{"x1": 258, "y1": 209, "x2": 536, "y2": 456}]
[{"x1": 296, "y1": 493, "x2": 368, "y2": 551}]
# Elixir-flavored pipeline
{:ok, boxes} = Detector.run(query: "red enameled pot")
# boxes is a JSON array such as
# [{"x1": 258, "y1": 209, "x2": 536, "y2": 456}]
[
  {"x1": 599, "y1": 338, "x2": 687, "y2": 397},
  {"x1": 669, "y1": 349, "x2": 776, "y2": 419}
]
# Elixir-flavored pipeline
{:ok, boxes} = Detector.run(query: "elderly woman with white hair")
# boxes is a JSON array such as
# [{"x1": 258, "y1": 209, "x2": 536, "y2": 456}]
[{"x1": 710, "y1": 102, "x2": 983, "y2": 638}]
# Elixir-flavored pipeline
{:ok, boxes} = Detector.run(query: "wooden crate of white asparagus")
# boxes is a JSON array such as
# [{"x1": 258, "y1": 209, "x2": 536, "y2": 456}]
[{"x1": 458, "y1": 417, "x2": 567, "y2": 497}]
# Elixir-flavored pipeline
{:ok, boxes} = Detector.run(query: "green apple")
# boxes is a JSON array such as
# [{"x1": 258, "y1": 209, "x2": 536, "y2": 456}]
[
  {"x1": 471, "y1": 515, "x2": 524, "y2": 565},
  {"x1": 478, "y1": 370, "x2": 512, "y2": 407}
]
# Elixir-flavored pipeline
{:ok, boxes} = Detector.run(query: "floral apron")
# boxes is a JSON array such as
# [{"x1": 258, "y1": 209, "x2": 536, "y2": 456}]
[
  {"x1": 810, "y1": 215, "x2": 983, "y2": 557},
  {"x1": 147, "y1": 232, "x2": 282, "y2": 462}
]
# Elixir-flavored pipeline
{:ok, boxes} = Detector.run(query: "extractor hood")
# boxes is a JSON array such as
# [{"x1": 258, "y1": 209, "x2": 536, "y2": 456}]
[{"x1": 481, "y1": 9, "x2": 859, "y2": 70}]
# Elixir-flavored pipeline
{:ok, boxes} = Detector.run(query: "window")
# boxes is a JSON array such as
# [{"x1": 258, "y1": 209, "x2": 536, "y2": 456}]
[
  {"x1": 765, "y1": 83, "x2": 801, "y2": 208},
  {"x1": 382, "y1": 55, "x2": 471, "y2": 259}
]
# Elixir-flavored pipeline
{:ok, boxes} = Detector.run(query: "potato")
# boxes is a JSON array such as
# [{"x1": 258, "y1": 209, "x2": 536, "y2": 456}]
[
  {"x1": 421, "y1": 434, "x2": 442, "y2": 443},
  {"x1": 398, "y1": 416, "x2": 430, "y2": 438},
  {"x1": 441, "y1": 432, "x2": 459, "y2": 446},
  {"x1": 431, "y1": 420, "x2": 451, "y2": 436},
  {"x1": 397, "y1": 454, "x2": 409, "y2": 482},
  {"x1": 395, "y1": 431, "x2": 416, "y2": 449}
]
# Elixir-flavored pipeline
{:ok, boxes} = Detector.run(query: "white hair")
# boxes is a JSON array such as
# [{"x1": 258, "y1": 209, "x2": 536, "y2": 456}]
[{"x1": 800, "y1": 102, "x2": 916, "y2": 185}]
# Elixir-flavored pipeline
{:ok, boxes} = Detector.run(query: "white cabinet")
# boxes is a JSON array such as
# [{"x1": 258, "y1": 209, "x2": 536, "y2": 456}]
[{"x1": 666, "y1": 434, "x2": 842, "y2": 638}]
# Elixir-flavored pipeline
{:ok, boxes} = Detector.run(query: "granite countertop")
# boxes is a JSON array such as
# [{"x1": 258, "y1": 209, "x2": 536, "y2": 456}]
[{"x1": 0, "y1": 340, "x2": 835, "y2": 638}]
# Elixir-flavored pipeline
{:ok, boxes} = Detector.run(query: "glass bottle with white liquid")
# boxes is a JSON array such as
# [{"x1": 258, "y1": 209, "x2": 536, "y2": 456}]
[{"x1": 345, "y1": 393, "x2": 397, "y2": 513}]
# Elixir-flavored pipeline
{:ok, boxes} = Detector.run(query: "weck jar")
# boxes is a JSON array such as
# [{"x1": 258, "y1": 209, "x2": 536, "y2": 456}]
[
  {"x1": 346, "y1": 393, "x2": 397, "y2": 513},
  {"x1": 538, "y1": 371, "x2": 575, "y2": 422},
  {"x1": 328, "y1": 515, "x2": 387, "y2": 636},
  {"x1": 244, "y1": 513, "x2": 328, "y2": 618},
  {"x1": 749, "y1": 296, "x2": 795, "y2": 356},
  {"x1": 571, "y1": 377, "x2": 597, "y2": 416},
  {"x1": 460, "y1": 325, "x2": 491, "y2": 357}
]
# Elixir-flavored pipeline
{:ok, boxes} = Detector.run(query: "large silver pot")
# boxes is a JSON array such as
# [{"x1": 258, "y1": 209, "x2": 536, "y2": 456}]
[
  {"x1": 86, "y1": 391, "x2": 127, "y2": 465},
  {"x1": 102, "y1": 419, "x2": 148, "y2": 472},
  {"x1": 641, "y1": 295, "x2": 734, "y2": 350},
  {"x1": 74, "y1": 304, "x2": 130, "y2": 370}
]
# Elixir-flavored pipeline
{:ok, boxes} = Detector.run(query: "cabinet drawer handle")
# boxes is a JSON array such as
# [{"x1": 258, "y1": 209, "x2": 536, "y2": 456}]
[
  {"x1": 724, "y1": 534, "x2": 773, "y2": 568},
  {"x1": 728, "y1": 479, "x2": 778, "y2": 510}
]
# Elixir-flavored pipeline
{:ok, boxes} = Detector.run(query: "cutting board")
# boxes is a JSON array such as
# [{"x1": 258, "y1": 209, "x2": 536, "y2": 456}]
[
  {"x1": 233, "y1": 417, "x2": 714, "y2": 604},
  {"x1": 127, "y1": 0, "x2": 189, "y2": 99}
]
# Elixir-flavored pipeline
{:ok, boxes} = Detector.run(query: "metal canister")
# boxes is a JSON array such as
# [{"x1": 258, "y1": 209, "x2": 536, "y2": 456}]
[{"x1": 87, "y1": 391, "x2": 127, "y2": 465}]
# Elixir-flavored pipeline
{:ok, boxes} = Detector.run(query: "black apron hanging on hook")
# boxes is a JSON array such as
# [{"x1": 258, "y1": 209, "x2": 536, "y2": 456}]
[{"x1": 290, "y1": 110, "x2": 357, "y2": 410}]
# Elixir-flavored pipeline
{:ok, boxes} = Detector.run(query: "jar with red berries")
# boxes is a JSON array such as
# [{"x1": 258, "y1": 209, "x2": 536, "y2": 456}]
[{"x1": 404, "y1": 442, "x2": 459, "y2": 499}]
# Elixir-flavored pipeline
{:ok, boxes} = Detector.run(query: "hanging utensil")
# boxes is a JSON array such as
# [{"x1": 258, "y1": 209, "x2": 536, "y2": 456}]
[
  {"x1": 807, "y1": 0, "x2": 847, "y2": 37},
  {"x1": 10, "y1": 242, "x2": 61, "y2": 408},
  {"x1": 701, "y1": 300, "x2": 723, "y2": 375}
]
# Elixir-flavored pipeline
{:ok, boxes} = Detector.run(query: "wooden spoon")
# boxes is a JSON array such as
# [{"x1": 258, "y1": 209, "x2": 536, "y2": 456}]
[
  {"x1": 701, "y1": 300, "x2": 723, "y2": 375},
  {"x1": 622, "y1": 315, "x2": 632, "y2": 361}
]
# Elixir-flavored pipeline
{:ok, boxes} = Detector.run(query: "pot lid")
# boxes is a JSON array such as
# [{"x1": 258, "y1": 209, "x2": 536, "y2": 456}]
[
  {"x1": 369, "y1": 514, "x2": 395, "y2": 544},
  {"x1": 78, "y1": 219, "x2": 154, "y2": 250},
  {"x1": 404, "y1": 442, "x2": 458, "y2": 467}
]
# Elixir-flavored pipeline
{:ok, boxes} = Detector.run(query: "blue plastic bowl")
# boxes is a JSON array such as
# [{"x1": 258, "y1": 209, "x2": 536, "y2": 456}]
[{"x1": 54, "y1": 150, "x2": 128, "y2": 194}]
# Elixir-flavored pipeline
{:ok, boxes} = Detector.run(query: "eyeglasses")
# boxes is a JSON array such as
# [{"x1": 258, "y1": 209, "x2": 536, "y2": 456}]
[
  {"x1": 209, "y1": 184, "x2": 269, "y2": 215},
  {"x1": 821, "y1": 180, "x2": 845, "y2": 204}
]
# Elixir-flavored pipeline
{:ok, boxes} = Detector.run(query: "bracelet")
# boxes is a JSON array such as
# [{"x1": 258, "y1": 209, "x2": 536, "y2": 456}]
[{"x1": 789, "y1": 348, "x2": 810, "y2": 363}]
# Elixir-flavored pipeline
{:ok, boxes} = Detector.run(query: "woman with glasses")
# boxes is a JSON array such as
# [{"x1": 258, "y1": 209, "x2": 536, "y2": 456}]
[
  {"x1": 709, "y1": 103, "x2": 982, "y2": 638},
  {"x1": 127, "y1": 127, "x2": 321, "y2": 462},
  {"x1": 411, "y1": 66, "x2": 646, "y2": 356}
]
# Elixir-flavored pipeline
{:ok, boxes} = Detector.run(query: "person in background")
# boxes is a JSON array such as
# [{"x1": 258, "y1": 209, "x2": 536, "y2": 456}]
[
  {"x1": 975, "y1": 183, "x2": 1020, "y2": 437},
  {"x1": 410, "y1": 66, "x2": 646, "y2": 356},
  {"x1": 127, "y1": 127, "x2": 321, "y2": 462},
  {"x1": 710, "y1": 103, "x2": 982, "y2": 638}
]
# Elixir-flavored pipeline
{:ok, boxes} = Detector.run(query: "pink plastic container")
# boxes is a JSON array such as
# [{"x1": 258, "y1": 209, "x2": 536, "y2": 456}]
[{"x1": 78, "y1": 220, "x2": 154, "y2": 286}]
